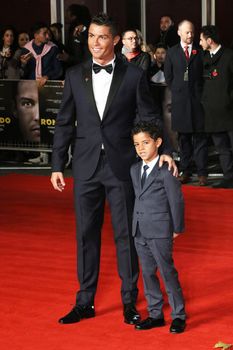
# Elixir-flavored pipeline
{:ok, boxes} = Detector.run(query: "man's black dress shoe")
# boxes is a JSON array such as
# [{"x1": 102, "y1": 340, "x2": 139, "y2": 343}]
[
  {"x1": 135, "y1": 317, "x2": 165, "y2": 330},
  {"x1": 169, "y1": 318, "x2": 186, "y2": 333},
  {"x1": 212, "y1": 179, "x2": 233, "y2": 189},
  {"x1": 123, "y1": 303, "x2": 141, "y2": 324},
  {"x1": 58, "y1": 304, "x2": 95, "y2": 324}
]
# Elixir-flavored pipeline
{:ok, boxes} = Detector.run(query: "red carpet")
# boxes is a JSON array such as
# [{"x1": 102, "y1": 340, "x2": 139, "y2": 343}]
[{"x1": 0, "y1": 174, "x2": 233, "y2": 350}]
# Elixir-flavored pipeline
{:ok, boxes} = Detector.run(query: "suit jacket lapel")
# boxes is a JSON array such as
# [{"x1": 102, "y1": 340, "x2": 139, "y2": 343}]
[
  {"x1": 137, "y1": 161, "x2": 160, "y2": 195},
  {"x1": 178, "y1": 44, "x2": 188, "y2": 65},
  {"x1": 102, "y1": 58, "x2": 127, "y2": 120},
  {"x1": 82, "y1": 60, "x2": 101, "y2": 122}
]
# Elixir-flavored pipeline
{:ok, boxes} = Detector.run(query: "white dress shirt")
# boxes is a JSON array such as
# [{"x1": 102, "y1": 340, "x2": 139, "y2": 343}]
[
  {"x1": 180, "y1": 42, "x2": 193, "y2": 57},
  {"x1": 92, "y1": 57, "x2": 115, "y2": 119},
  {"x1": 141, "y1": 155, "x2": 159, "y2": 178}
]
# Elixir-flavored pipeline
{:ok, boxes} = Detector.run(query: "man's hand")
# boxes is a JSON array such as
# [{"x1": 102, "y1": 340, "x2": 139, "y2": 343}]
[
  {"x1": 37, "y1": 76, "x2": 48, "y2": 87},
  {"x1": 51, "y1": 172, "x2": 66, "y2": 192},
  {"x1": 159, "y1": 154, "x2": 178, "y2": 177}
]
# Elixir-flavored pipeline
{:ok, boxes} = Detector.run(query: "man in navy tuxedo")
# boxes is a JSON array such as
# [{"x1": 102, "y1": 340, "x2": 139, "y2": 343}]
[{"x1": 51, "y1": 13, "x2": 176, "y2": 325}]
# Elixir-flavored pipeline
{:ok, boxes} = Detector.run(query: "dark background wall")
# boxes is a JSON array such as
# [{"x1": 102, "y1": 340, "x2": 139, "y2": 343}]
[
  {"x1": 0, "y1": 0, "x2": 232, "y2": 46},
  {"x1": 0, "y1": 0, "x2": 50, "y2": 35},
  {"x1": 146, "y1": 0, "x2": 202, "y2": 44}
]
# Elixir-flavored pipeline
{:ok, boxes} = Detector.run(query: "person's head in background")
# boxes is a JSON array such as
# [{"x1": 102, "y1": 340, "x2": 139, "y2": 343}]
[
  {"x1": 122, "y1": 29, "x2": 139, "y2": 53},
  {"x1": 31, "y1": 22, "x2": 50, "y2": 46},
  {"x1": 154, "y1": 43, "x2": 167, "y2": 65},
  {"x1": 199, "y1": 25, "x2": 220, "y2": 51},
  {"x1": 50, "y1": 23, "x2": 63, "y2": 43},
  {"x1": 1, "y1": 25, "x2": 17, "y2": 52},
  {"x1": 178, "y1": 20, "x2": 194, "y2": 45},
  {"x1": 160, "y1": 16, "x2": 174, "y2": 33},
  {"x1": 14, "y1": 80, "x2": 40, "y2": 143},
  {"x1": 131, "y1": 120, "x2": 163, "y2": 164},
  {"x1": 66, "y1": 4, "x2": 91, "y2": 27},
  {"x1": 18, "y1": 32, "x2": 30, "y2": 48}
]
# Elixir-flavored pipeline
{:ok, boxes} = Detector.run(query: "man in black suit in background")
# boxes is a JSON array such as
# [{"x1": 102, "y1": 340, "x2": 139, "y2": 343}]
[
  {"x1": 200, "y1": 25, "x2": 233, "y2": 188},
  {"x1": 155, "y1": 16, "x2": 179, "y2": 48},
  {"x1": 51, "y1": 13, "x2": 176, "y2": 325},
  {"x1": 164, "y1": 20, "x2": 208, "y2": 186}
]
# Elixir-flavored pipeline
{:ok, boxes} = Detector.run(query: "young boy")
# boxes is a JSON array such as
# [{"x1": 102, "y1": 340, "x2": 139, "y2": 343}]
[{"x1": 130, "y1": 120, "x2": 186, "y2": 333}]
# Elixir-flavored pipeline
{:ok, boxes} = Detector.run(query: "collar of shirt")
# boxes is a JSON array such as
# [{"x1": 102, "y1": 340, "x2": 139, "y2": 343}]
[
  {"x1": 141, "y1": 155, "x2": 159, "y2": 177},
  {"x1": 210, "y1": 44, "x2": 221, "y2": 56},
  {"x1": 180, "y1": 42, "x2": 193, "y2": 56}
]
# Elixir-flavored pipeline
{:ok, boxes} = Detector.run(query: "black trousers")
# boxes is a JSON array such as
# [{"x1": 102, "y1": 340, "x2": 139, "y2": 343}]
[
  {"x1": 178, "y1": 132, "x2": 208, "y2": 176},
  {"x1": 211, "y1": 132, "x2": 233, "y2": 180},
  {"x1": 73, "y1": 153, "x2": 139, "y2": 306}
]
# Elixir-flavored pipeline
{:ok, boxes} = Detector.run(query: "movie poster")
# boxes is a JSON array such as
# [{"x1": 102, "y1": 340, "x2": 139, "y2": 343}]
[
  {"x1": 0, "y1": 79, "x2": 63, "y2": 150},
  {"x1": 39, "y1": 80, "x2": 64, "y2": 146}
]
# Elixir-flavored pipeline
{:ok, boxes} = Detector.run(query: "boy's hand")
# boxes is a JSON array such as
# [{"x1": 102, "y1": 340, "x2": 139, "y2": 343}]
[{"x1": 159, "y1": 154, "x2": 178, "y2": 177}]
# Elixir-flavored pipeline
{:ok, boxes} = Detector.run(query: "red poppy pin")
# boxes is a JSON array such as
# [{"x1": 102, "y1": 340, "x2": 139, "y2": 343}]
[
  {"x1": 192, "y1": 49, "x2": 197, "y2": 55},
  {"x1": 211, "y1": 69, "x2": 218, "y2": 77}
]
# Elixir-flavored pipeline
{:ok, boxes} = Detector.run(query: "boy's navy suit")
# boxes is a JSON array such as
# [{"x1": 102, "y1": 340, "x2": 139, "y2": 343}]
[{"x1": 130, "y1": 160, "x2": 186, "y2": 320}]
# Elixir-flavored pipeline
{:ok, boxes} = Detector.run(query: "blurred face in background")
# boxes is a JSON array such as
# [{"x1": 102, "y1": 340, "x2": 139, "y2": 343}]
[
  {"x1": 199, "y1": 33, "x2": 211, "y2": 51},
  {"x1": 18, "y1": 32, "x2": 30, "y2": 48},
  {"x1": 122, "y1": 31, "x2": 139, "y2": 52},
  {"x1": 178, "y1": 21, "x2": 194, "y2": 45},
  {"x1": 160, "y1": 16, "x2": 172, "y2": 32},
  {"x1": 15, "y1": 81, "x2": 40, "y2": 143},
  {"x1": 34, "y1": 27, "x2": 50, "y2": 45},
  {"x1": 3, "y1": 29, "x2": 14, "y2": 47},
  {"x1": 154, "y1": 47, "x2": 167, "y2": 64}
]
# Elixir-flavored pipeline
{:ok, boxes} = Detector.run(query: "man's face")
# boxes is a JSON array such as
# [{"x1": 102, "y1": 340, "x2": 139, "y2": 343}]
[
  {"x1": 199, "y1": 33, "x2": 211, "y2": 51},
  {"x1": 178, "y1": 21, "x2": 194, "y2": 45},
  {"x1": 16, "y1": 81, "x2": 40, "y2": 143},
  {"x1": 122, "y1": 31, "x2": 139, "y2": 52},
  {"x1": 160, "y1": 16, "x2": 172, "y2": 32},
  {"x1": 133, "y1": 132, "x2": 162, "y2": 163},
  {"x1": 88, "y1": 23, "x2": 119, "y2": 65},
  {"x1": 34, "y1": 27, "x2": 50, "y2": 44},
  {"x1": 154, "y1": 48, "x2": 166, "y2": 63}
]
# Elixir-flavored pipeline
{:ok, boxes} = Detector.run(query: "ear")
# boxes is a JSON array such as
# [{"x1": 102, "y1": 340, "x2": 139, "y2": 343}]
[
  {"x1": 113, "y1": 35, "x2": 120, "y2": 46},
  {"x1": 156, "y1": 137, "x2": 163, "y2": 147},
  {"x1": 207, "y1": 37, "x2": 212, "y2": 45}
]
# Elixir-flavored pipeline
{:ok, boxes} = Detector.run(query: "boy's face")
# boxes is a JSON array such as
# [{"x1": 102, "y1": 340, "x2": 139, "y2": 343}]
[{"x1": 133, "y1": 132, "x2": 162, "y2": 163}]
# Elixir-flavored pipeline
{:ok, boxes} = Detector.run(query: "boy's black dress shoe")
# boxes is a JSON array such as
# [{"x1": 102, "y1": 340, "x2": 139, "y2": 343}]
[
  {"x1": 178, "y1": 174, "x2": 191, "y2": 184},
  {"x1": 123, "y1": 303, "x2": 141, "y2": 324},
  {"x1": 169, "y1": 318, "x2": 186, "y2": 333},
  {"x1": 135, "y1": 317, "x2": 165, "y2": 330},
  {"x1": 58, "y1": 304, "x2": 95, "y2": 324}
]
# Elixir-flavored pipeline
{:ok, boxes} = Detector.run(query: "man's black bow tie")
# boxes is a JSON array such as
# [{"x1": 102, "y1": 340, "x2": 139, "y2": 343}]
[{"x1": 93, "y1": 63, "x2": 113, "y2": 74}]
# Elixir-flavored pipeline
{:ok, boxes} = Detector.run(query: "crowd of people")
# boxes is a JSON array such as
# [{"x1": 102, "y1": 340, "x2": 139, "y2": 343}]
[{"x1": 1, "y1": 6, "x2": 232, "y2": 189}]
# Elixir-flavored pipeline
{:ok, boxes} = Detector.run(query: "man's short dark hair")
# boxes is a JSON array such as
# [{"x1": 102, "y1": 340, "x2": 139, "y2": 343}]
[
  {"x1": 122, "y1": 28, "x2": 137, "y2": 38},
  {"x1": 200, "y1": 25, "x2": 220, "y2": 44},
  {"x1": 90, "y1": 13, "x2": 119, "y2": 37},
  {"x1": 31, "y1": 22, "x2": 48, "y2": 36},
  {"x1": 131, "y1": 120, "x2": 163, "y2": 141},
  {"x1": 155, "y1": 42, "x2": 167, "y2": 51}
]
